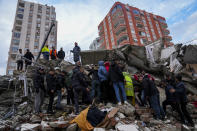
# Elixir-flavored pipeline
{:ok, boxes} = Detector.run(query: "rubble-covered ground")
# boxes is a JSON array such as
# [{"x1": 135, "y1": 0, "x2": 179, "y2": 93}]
[{"x1": 0, "y1": 39, "x2": 197, "y2": 131}]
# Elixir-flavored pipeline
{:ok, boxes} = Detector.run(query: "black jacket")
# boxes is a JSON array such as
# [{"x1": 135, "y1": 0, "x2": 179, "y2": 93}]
[
  {"x1": 72, "y1": 66, "x2": 87, "y2": 90},
  {"x1": 88, "y1": 69, "x2": 99, "y2": 81},
  {"x1": 57, "y1": 50, "x2": 65, "y2": 59},
  {"x1": 142, "y1": 75, "x2": 159, "y2": 97},
  {"x1": 165, "y1": 84, "x2": 177, "y2": 102},
  {"x1": 34, "y1": 71, "x2": 45, "y2": 91},
  {"x1": 109, "y1": 62, "x2": 124, "y2": 82},
  {"x1": 24, "y1": 52, "x2": 34, "y2": 62},
  {"x1": 175, "y1": 82, "x2": 187, "y2": 103},
  {"x1": 56, "y1": 74, "x2": 65, "y2": 90},
  {"x1": 46, "y1": 73, "x2": 56, "y2": 92}
]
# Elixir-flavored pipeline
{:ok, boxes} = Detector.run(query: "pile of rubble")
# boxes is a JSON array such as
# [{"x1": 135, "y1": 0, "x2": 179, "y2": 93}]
[{"x1": 0, "y1": 39, "x2": 197, "y2": 130}]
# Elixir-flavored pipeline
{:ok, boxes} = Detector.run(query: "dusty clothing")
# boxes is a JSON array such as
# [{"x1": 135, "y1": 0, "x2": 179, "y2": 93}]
[
  {"x1": 16, "y1": 53, "x2": 23, "y2": 61},
  {"x1": 71, "y1": 45, "x2": 81, "y2": 62}
]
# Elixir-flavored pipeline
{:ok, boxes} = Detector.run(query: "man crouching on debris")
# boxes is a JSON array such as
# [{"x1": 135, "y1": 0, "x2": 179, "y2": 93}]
[
  {"x1": 34, "y1": 67, "x2": 45, "y2": 114},
  {"x1": 46, "y1": 68, "x2": 56, "y2": 114},
  {"x1": 142, "y1": 74, "x2": 165, "y2": 120},
  {"x1": 72, "y1": 61, "x2": 90, "y2": 115}
]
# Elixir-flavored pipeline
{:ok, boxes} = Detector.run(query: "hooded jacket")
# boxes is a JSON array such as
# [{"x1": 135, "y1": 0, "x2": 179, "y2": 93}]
[
  {"x1": 57, "y1": 50, "x2": 65, "y2": 59},
  {"x1": 109, "y1": 61, "x2": 124, "y2": 82},
  {"x1": 104, "y1": 62, "x2": 110, "y2": 72},
  {"x1": 98, "y1": 61, "x2": 108, "y2": 82},
  {"x1": 24, "y1": 51, "x2": 34, "y2": 62}
]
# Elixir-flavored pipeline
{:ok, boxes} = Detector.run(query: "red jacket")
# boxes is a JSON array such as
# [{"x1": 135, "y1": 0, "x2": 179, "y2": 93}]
[{"x1": 104, "y1": 62, "x2": 110, "y2": 72}]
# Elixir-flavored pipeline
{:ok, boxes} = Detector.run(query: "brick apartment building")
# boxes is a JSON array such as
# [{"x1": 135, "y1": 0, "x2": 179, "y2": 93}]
[
  {"x1": 6, "y1": 0, "x2": 57, "y2": 75},
  {"x1": 97, "y1": 2, "x2": 173, "y2": 50}
]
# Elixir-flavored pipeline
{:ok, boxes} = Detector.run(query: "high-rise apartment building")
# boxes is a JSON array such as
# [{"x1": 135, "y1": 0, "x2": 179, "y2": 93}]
[
  {"x1": 98, "y1": 2, "x2": 173, "y2": 50},
  {"x1": 6, "y1": 0, "x2": 57, "y2": 75}
]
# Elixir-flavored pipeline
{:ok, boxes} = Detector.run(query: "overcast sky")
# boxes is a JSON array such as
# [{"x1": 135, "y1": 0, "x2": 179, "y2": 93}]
[{"x1": 0, "y1": 0, "x2": 197, "y2": 75}]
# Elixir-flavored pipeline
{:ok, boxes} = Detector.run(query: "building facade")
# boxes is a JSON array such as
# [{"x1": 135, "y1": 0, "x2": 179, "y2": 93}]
[
  {"x1": 89, "y1": 37, "x2": 101, "y2": 50},
  {"x1": 6, "y1": 0, "x2": 57, "y2": 75},
  {"x1": 98, "y1": 2, "x2": 173, "y2": 50}
]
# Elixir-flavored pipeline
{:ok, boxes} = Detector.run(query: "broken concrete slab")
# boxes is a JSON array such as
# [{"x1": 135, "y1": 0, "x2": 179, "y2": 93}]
[{"x1": 21, "y1": 123, "x2": 41, "y2": 131}]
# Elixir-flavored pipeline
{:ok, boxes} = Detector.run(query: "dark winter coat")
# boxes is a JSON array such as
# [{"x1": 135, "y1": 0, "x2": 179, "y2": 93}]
[
  {"x1": 71, "y1": 46, "x2": 81, "y2": 62},
  {"x1": 34, "y1": 71, "x2": 45, "y2": 91},
  {"x1": 24, "y1": 52, "x2": 34, "y2": 63},
  {"x1": 46, "y1": 73, "x2": 56, "y2": 92},
  {"x1": 88, "y1": 69, "x2": 99, "y2": 81},
  {"x1": 165, "y1": 84, "x2": 177, "y2": 102},
  {"x1": 57, "y1": 50, "x2": 65, "y2": 60},
  {"x1": 109, "y1": 61, "x2": 124, "y2": 82},
  {"x1": 175, "y1": 82, "x2": 187, "y2": 103},
  {"x1": 71, "y1": 66, "x2": 87, "y2": 90},
  {"x1": 56, "y1": 74, "x2": 65, "y2": 90},
  {"x1": 142, "y1": 75, "x2": 159, "y2": 97}
]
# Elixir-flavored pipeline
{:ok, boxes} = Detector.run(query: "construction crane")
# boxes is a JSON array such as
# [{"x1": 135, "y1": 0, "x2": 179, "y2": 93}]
[{"x1": 36, "y1": 21, "x2": 56, "y2": 62}]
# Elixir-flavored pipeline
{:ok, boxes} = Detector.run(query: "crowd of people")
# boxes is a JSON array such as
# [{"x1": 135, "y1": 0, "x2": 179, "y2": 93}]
[{"x1": 15, "y1": 42, "x2": 194, "y2": 127}]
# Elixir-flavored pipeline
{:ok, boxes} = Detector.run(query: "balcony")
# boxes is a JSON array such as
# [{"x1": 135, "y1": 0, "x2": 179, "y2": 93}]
[
  {"x1": 112, "y1": 9, "x2": 124, "y2": 22},
  {"x1": 162, "y1": 29, "x2": 170, "y2": 36},
  {"x1": 116, "y1": 31, "x2": 128, "y2": 40},
  {"x1": 160, "y1": 22, "x2": 168, "y2": 28},
  {"x1": 115, "y1": 25, "x2": 127, "y2": 36},
  {"x1": 113, "y1": 18, "x2": 125, "y2": 29},
  {"x1": 117, "y1": 35, "x2": 129, "y2": 45},
  {"x1": 164, "y1": 36, "x2": 172, "y2": 41}
]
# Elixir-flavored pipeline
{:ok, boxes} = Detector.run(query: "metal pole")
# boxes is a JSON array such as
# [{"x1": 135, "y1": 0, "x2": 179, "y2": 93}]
[{"x1": 36, "y1": 22, "x2": 55, "y2": 62}]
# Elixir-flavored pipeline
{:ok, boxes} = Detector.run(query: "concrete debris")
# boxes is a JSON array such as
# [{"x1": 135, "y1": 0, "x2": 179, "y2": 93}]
[{"x1": 21, "y1": 123, "x2": 41, "y2": 131}]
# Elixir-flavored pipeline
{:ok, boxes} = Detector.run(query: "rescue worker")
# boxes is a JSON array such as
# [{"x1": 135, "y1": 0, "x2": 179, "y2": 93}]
[
  {"x1": 170, "y1": 74, "x2": 194, "y2": 127},
  {"x1": 55, "y1": 67, "x2": 65, "y2": 110},
  {"x1": 72, "y1": 62, "x2": 90, "y2": 115},
  {"x1": 57, "y1": 47, "x2": 65, "y2": 60},
  {"x1": 16, "y1": 49, "x2": 23, "y2": 71},
  {"x1": 50, "y1": 46, "x2": 57, "y2": 60},
  {"x1": 41, "y1": 45, "x2": 50, "y2": 60},
  {"x1": 70, "y1": 42, "x2": 81, "y2": 63},
  {"x1": 34, "y1": 67, "x2": 45, "y2": 114},
  {"x1": 109, "y1": 60, "x2": 129, "y2": 105},
  {"x1": 24, "y1": 49, "x2": 34, "y2": 70},
  {"x1": 123, "y1": 72, "x2": 135, "y2": 105},
  {"x1": 46, "y1": 68, "x2": 56, "y2": 114}
]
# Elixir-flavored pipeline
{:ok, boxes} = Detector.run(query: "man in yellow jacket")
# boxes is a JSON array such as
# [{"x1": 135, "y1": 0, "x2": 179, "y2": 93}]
[
  {"x1": 123, "y1": 72, "x2": 135, "y2": 105},
  {"x1": 41, "y1": 45, "x2": 50, "y2": 60}
]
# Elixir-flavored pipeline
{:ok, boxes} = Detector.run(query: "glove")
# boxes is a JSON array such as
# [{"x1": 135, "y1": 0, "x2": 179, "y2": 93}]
[{"x1": 36, "y1": 88, "x2": 39, "y2": 93}]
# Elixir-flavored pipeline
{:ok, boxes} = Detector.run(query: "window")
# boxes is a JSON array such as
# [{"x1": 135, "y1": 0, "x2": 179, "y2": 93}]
[
  {"x1": 14, "y1": 32, "x2": 20, "y2": 38},
  {"x1": 17, "y1": 14, "x2": 23, "y2": 19},
  {"x1": 16, "y1": 20, "x2": 22, "y2": 25},
  {"x1": 139, "y1": 31, "x2": 146, "y2": 36},
  {"x1": 34, "y1": 42, "x2": 39, "y2": 46},
  {"x1": 158, "y1": 18, "x2": 166, "y2": 23},
  {"x1": 136, "y1": 23, "x2": 143, "y2": 28},
  {"x1": 9, "y1": 62, "x2": 16, "y2": 67},
  {"x1": 133, "y1": 9, "x2": 140, "y2": 15},
  {"x1": 11, "y1": 54, "x2": 17, "y2": 59},
  {"x1": 18, "y1": 8, "x2": 24, "y2": 12},
  {"x1": 19, "y1": 2, "x2": 25, "y2": 8},
  {"x1": 13, "y1": 39, "x2": 20, "y2": 45},
  {"x1": 133, "y1": 38, "x2": 138, "y2": 43},
  {"x1": 8, "y1": 70, "x2": 13, "y2": 75},
  {"x1": 117, "y1": 35, "x2": 128, "y2": 45},
  {"x1": 12, "y1": 46, "x2": 19, "y2": 52},
  {"x1": 111, "y1": 4, "x2": 122, "y2": 15},
  {"x1": 15, "y1": 26, "x2": 21, "y2": 32}
]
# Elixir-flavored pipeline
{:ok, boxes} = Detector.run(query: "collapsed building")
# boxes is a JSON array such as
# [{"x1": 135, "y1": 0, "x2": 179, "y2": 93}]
[{"x1": 0, "y1": 39, "x2": 197, "y2": 131}]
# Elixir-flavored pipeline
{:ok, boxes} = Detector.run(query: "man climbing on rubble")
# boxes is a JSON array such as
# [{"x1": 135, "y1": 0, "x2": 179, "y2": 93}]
[
  {"x1": 109, "y1": 60, "x2": 129, "y2": 105},
  {"x1": 24, "y1": 49, "x2": 34, "y2": 70},
  {"x1": 16, "y1": 49, "x2": 23, "y2": 71},
  {"x1": 55, "y1": 67, "x2": 65, "y2": 110},
  {"x1": 70, "y1": 42, "x2": 81, "y2": 63},
  {"x1": 170, "y1": 74, "x2": 194, "y2": 127},
  {"x1": 98, "y1": 61, "x2": 109, "y2": 103},
  {"x1": 46, "y1": 68, "x2": 56, "y2": 114},
  {"x1": 34, "y1": 67, "x2": 45, "y2": 114},
  {"x1": 161, "y1": 80, "x2": 186, "y2": 124},
  {"x1": 57, "y1": 47, "x2": 65, "y2": 60},
  {"x1": 41, "y1": 45, "x2": 50, "y2": 60},
  {"x1": 88, "y1": 65, "x2": 101, "y2": 102},
  {"x1": 50, "y1": 46, "x2": 57, "y2": 60},
  {"x1": 72, "y1": 61, "x2": 90, "y2": 114},
  {"x1": 142, "y1": 75, "x2": 165, "y2": 120}
]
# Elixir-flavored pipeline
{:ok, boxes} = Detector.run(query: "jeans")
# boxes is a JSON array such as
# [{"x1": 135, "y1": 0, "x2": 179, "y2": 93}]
[
  {"x1": 42, "y1": 52, "x2": 49, "y2": 60},
  {"x1": 150, "y1": 94, "x2": 165, "y2": 119},
  {"x1": 113, "y1": 81, "x2": 127, "y2": 103},
  {"x1": 47, "y1": 91, "x2": 54, "y2": 112},
  {"x1": 67, "y1": 87, "x2": 74, "y2": 105},
  {"x1": 56, "y1": 90, "x2": 62, "y2": 108},
  {"x1": 180, "y1": 102, "x2": 194, "y2": 125},
  {"x1": 91, "y1": 80, "x2": 101, "y2": 101},
  {"x1": 17, "y1": 60, "x2": 23, "y2": 70},
  {"x1": 34, "y1": 88, "x2": 45, "y2": 113}
]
